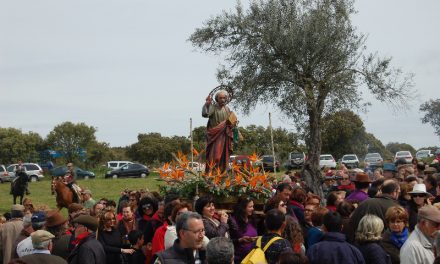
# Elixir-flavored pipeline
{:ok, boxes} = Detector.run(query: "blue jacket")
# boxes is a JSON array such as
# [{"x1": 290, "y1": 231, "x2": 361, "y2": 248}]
[
  {"x1": 357, "y1": 242, "x2": 392, "y2": 264},
  {"x1": 307, "y1": 232, "x2": 365, "y2": 264}
]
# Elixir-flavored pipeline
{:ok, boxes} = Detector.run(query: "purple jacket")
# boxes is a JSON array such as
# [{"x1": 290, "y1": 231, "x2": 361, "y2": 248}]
[
  {"x1": 228, "y1": 216, "x2": 258, "y2": 263},
  {"x1": 346, "y1": 190, "x2": 369, "y2": 203}
]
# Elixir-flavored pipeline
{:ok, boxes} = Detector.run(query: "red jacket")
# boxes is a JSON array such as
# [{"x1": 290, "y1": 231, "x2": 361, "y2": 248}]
[{"x1": 151, "y1": 222, "x2": 169, "y2": 257}]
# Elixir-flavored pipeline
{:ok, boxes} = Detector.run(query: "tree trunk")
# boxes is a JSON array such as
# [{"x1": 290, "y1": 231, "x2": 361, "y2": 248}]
[{"x1": 302, "y1": 107, "x2": 324, "y2": 198}]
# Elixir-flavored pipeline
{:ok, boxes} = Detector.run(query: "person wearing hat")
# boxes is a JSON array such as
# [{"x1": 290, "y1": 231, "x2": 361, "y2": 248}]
[
  {"x1": 400, "y1": 205, "x2": 440, "y2": 264},
  {"x1": 45, "y1": 210, "x2": 71, "y2": 260},
  {"x1": 383, "y1": 163, "x2": 397, "y2": 179},
  {"x1": 347, "y1": 179, "x2": 401, "y2": 243},
  {"x1": 321, "y1": 170, "x2": 337, "y2": 199},
  {"x1": 18, "y1": 230, "x2": 67, "y2": 264},
  {"x1": 67, "y1": 215, "x2": 105, "y2": 264},
  {"x1": 0, "y1": 204, "x2": 25, "y2": 264},
  {"x1": 346, "y1": 172, "x2": 372, "y2": 203},
  {"x1": 406, "y1": 184, "x2": 430, "y2": 232},
  {"x1": 16, "y1": 211, "x2": 46, "y2": 257},
  {"x1": 82, "y1": 189, "x2": 96, "y2": 209}
]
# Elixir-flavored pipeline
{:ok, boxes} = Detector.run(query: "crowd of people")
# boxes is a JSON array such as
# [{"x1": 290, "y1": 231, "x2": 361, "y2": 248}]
[{"x1": 1, "y1": 159, "x2": 440, "y2": 264}]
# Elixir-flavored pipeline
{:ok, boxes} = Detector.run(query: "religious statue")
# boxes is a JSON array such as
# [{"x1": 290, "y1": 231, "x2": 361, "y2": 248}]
[{"x1": 202, "y1": 88, "x2": 238, "y2": 173}]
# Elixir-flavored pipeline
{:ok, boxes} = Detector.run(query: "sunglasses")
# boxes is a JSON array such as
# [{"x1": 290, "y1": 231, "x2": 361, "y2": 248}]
[
  {"x1": 279, "y1": 203, "x2": 287, "y2": 207},
  {"x1": 411, "y1": 194, "x2": 426, "y2": 198},
  {"x1": 142, "y1": 204, "x2": 152, "y2": 210}
]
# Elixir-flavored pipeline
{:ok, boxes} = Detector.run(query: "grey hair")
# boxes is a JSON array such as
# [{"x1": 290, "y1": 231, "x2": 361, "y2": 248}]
[
  {"x1": 176, "y1": 211, "x2": 202, "y2": 239},
  {"x1": 214, "y1": 90, "x2": 229, "y2": 101},
  {"x1": 206, "y1": 237, "x2": 234, "y2": 264},
  {"x1": 355, "y1": 214, "x2": 384, "y2": 242},
  {"x1": 23, "y1": 215, "x2": 32, "y2": 227},
  {"x1": 33, "y1": 239, "x2": 51, "y2": 250}
]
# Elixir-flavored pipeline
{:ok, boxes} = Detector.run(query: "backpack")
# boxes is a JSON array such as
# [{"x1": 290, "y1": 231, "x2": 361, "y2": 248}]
[{"x1": 241, "y1": 236, "x2": 282, "y2": 264}]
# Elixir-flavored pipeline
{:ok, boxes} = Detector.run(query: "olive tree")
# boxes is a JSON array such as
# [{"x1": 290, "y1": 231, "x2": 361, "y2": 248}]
[
  {"x1": 420, "y1": 99, "x2": 440, "y2": 139},
  {"x1": 190, "y1": 0, "x2": 414, "y2": 195}
]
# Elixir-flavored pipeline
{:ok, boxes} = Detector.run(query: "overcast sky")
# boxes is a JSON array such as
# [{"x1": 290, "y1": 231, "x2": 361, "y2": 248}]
[{"x1": 1, "y1": 0, "x2": 439, "y2": 150}]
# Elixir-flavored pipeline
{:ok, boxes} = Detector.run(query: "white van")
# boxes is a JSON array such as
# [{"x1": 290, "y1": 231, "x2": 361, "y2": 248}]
[{"x1": 107, "y1": 161, "x2": 133, "y2": 171}]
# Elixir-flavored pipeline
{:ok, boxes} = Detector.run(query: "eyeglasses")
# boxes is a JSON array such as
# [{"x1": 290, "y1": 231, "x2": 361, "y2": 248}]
[
  {"x1": 104, "y1": 218, "x2": 116, "y2": 222},
  {"x1": 279, "y1": 203, "x2": 287, "y2": 207},
  {"x1": 411, "y1": 194, "x2": 427, "y2": 198},
  {"x1": 184, "y1": 228, "x2": 205, "y2": 235}
]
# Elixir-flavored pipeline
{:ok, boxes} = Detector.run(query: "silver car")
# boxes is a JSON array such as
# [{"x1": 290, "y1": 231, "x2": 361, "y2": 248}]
[
  {"x1": 0, "y1": 165, "x2": 14, "y2": 183},
  {"x1": 7, "y1": 163, "x2": 44, "y2": 182},
  {"x1": 364, "y1": 153, "x2": 383, "y2": 166}
]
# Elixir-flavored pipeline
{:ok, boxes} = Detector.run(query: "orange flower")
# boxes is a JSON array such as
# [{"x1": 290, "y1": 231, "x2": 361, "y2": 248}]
[
  {"x1": 235, "y1": 174, "x2": 243, "y2": 183},
  {"x1": 206, "y1": 160, "x2": 216, "y2": 169},
  {"x1": 249, "y1": 152, "x2": 260, "y2": 163},
  {"x1": 191, "y1": 148, "x2": 200, "y2": 157},
  {"x1": 171, "y1": 169, "x2": 185, "y2": 180},
  {"x1": 225, "y1": 179, "x2": 231, "y2": 188}
]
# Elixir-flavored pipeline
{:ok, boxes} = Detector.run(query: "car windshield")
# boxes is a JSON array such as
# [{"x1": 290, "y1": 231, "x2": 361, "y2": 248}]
[
  {"x1": 366, "y1": 153, "x2": 380, "y2": 158},
  {"x1": 320, "y1": 156, "x2": 332, "y2": 160},
  {"x1": 263, "y1": 156, "x2": 273, "y2": 161},
  {"x1": 397, "y1": 151, "x2": 410, "y2": 156},
  {"x1": 343, "y1": 155, "x2": 356, "y2": 160},
  {"x1": 291, "y1": 153, "x2": 303, "y2": 159}
]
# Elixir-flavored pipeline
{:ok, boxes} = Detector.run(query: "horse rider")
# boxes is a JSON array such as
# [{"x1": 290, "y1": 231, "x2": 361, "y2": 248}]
[
  {"x1": 64, "y1": 162, "x2": 82, "y2": 202},
  {"x1": 10, "y1": 161, "x2": 30, "y2": 195}
]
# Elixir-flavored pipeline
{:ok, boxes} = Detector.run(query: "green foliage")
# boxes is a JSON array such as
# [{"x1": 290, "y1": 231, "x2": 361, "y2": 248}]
[
  {"x1": 127, "y1": 133, "x2": 191, "y2": 166},
  {"x1": 385, "y1": 142, "x2": 416, "y2": 156},
  {"x1": 46, "y1": 122, "x2": 98, "y2": 163},
  {"x1": 321, "y1": 110, "x2": 389, "y2": 160},
  {"x1": 236, "y1": 125, "x2": 301, "y2": 162},
  {"x1": 190, "y1": 0, "x2": 414, "y2": 196},
  {"x1": 321, "y1": 110, "x2": 367, "y2": 159},
  {"x1": 420, "y1": 99, "x2": 440, "y2": 138},
  {"x1": 0, "y1": 127, "x2": 44, "y2": 165}
]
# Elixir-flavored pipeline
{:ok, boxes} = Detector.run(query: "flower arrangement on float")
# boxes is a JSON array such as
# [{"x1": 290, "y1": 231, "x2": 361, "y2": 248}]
[{"x1": 157, "y1": 149, "x2": 275, "y2": 202}]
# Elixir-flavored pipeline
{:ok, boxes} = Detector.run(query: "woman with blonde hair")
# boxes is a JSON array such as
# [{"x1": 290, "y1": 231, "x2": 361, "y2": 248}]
[{"x1": 355, "y1": 214, "x2": 391, "y2": 264}]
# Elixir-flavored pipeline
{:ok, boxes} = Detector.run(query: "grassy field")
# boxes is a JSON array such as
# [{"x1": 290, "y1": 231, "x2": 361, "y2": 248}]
[{"x1": 0, "y1": 173, "x2": 162, "y2": 215}]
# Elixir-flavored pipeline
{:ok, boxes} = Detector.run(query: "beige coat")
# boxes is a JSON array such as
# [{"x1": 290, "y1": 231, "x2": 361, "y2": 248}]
[{"x1": 0, "y1": 219, "x2": 24, "y2": 264}]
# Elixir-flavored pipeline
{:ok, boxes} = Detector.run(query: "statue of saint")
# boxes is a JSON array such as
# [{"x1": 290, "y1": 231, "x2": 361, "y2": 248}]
[{"x1": 202, "y1": 90, "x2": 238, "y2": 173}]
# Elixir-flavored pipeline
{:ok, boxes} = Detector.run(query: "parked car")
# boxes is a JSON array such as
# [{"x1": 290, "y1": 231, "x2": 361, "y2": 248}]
[
  {"x1": 177, "y1": 162, "x2": 205, "y2": 173},
  {"x1": 50, "y1": 166, "x2": 96, "y2": 179},
  {"x1": 6, "y1": 163, "x2": 44, "y2": 182},
  {"x1": 364, "y1": 153, "x2": 383, "y2": 167},
  {"x1": 341, "y1": 154, "x2": 360, "y2": 168},
  {"x1": 258, "y1": 155, "x2": 280, "y2": 172},
  {"x1": 107, "y1": 161, "x2": 133, "y2": 171},
  {"x1": 394, "y1": 151, "x2": 413, "y2": 164},
  {"x1": 0, "y1": 165, "x2": 14, "y2": 183},
  {"x1": 319, "y1": 154, "x2": 337, "y2": 169},
  {"x1": 105, "y1": 163, "x2": 150, "y2": 179},
  {"x1": 288, "y1": 152, "x2": 306, "y2": 169},
  {"x1": 231, "y1": 155, "x2": 251, "y2": 169},
  {"x1": 415, "y1": 149, "x2": 434, "y2": 159}
]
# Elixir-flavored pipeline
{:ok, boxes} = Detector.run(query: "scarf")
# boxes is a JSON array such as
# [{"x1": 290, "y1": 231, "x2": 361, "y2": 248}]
[
  {"x1": 389, "y1": 227, "x2": 409, "y2": 249},
  {"x1": 71, "y1": 231, "x2": 90, "y2": 246}
]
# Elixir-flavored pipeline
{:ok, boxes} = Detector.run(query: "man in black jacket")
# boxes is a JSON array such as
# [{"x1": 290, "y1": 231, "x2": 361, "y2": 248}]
[
  {"x1": 155, "y1": 212, "x2": 206, "y2": 264},
  {"x1": 68, "y1": 215, "x2": 106, "y2": 264}
]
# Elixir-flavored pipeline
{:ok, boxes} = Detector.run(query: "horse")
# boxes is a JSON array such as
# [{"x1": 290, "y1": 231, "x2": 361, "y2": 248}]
[
  {"x1": 51, "y1": 176, "x2": 75, "y2": 210},
  {"x1": 12, "y1": 171, "x2": 28, "y2": 204}
]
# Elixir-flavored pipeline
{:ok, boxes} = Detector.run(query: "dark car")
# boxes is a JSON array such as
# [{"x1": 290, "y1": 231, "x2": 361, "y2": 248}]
[
  {"x1": 50, "y1": 166, "x2": 96, "y2": 179},
  {"x1": 105, "y1": 163, "x2": 150, "y2": 179},
  {"x1": 259, "y1": 155, "x2": 280, "y2": 172}
]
